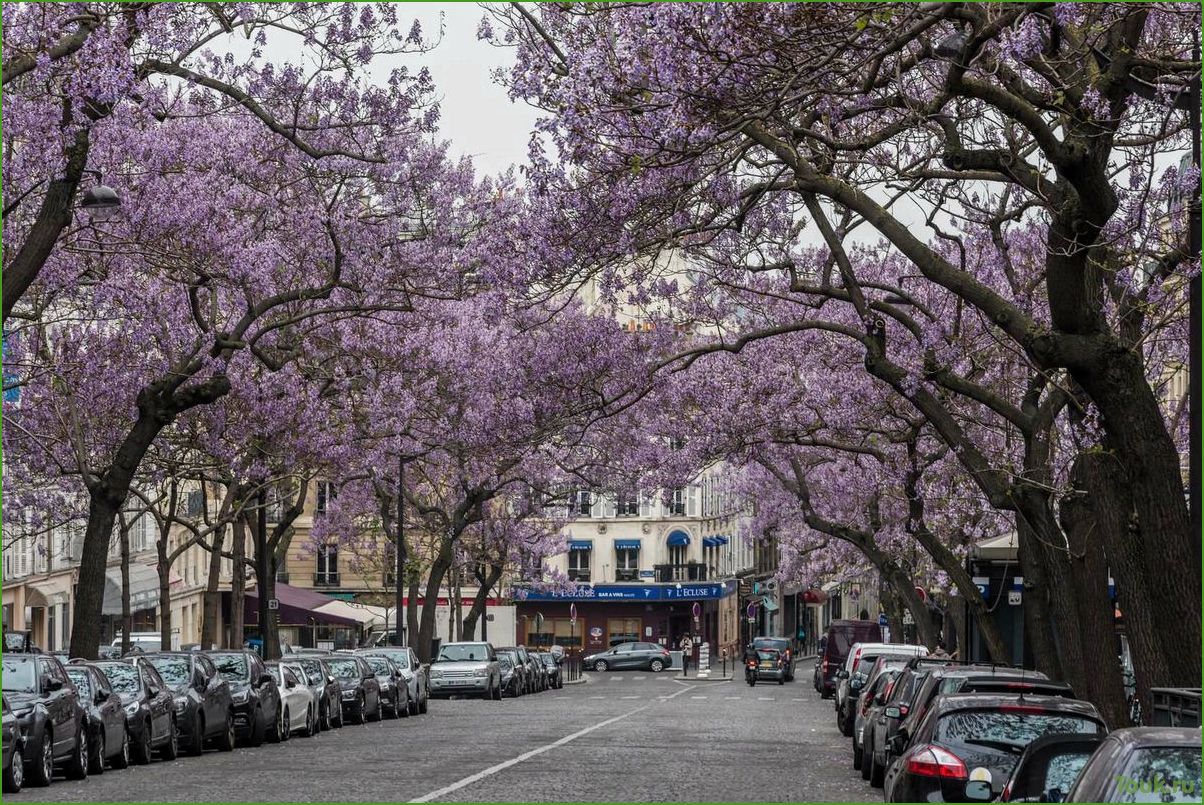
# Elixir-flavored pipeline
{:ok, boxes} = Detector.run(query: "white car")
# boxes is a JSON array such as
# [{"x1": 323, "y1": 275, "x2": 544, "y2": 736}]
[{"x1": 266, "y1": 662, "x2": 316, "y2": 738}]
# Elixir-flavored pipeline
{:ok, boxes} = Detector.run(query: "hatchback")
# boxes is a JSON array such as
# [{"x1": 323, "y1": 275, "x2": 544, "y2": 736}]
[{"x1": 584, "y1": 642, "x2": 672, "y2": 672}]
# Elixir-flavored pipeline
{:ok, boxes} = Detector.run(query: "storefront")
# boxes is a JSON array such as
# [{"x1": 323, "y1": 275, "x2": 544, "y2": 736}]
[{"x1": 515, "y1": 580, "x2": 737, "y2": 655}]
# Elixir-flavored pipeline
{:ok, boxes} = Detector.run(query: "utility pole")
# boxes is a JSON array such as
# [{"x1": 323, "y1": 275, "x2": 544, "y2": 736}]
[
  {"x1": 394, "y1": 453, "x2": 406, "y2": 647},
  {"x1": 255, "y1": 487, "x2": 276, "y2": 659},
  {"x1": 1188, "y1": 39, "x2": 1201, "y2": 565}
]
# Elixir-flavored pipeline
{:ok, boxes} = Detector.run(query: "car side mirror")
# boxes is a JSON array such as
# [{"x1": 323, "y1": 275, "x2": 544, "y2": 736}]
[
  {"x1": 94, "y1": 690, "x2": 108, "y2": 706},
  {"x1": 286, "y1": 678, "x2": 297, "y2": 690},
  {"x1": 258, "y1": 672, "x2": 274, "y2": 687},
  {"x1": 884, "y1": 705, "x2": 902, "y2": 719},
  {"x1": 1045, "y1": 787, "x2": 1066, "y2": 803},
  {"x1": 327, "y1": 675, "x2": 336, "y2": 685},
  {"x1": 964, "y1": 780, "x2": 992, "y2": 802},
  {"x1": 147, "y1": 684, "x2": 161, "y2": 697},
  {"x1": 42, "y1": 676, "x2": 63, "y2": 693},
  {"x1": 850, "y1": 677, "x2": 864, "y2": 690}
]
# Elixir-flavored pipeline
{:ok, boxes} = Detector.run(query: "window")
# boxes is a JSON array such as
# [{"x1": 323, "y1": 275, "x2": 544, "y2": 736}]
[
  {"x1": 315, "y1": 481, "x2": 336, "y2": 516},
  {"x1": 608, "y1": 618, "x2": 641, "y2": 646},
  {"x1": 615, "y1": 548, "x2": 638, "y2": 581},
  {"x1": 527, "y1": 618, "x2": 581, "y2": 648},
  {"x1": 185, "y1": 489, "x2": 205, "y2": 517},
  {"x1": 669, "y1": 488, "x2": 686, "y2": 516},
  {"x1": 568, "y1": 548, "x2": 591, "y2": 582},
  {"x1": 315, "y1": 545, "x2": 339, "y2": 586},
  {"x1": 669, "y1": 542, "x2": 687, "y2": 566},
  {"x1": 573, "y1": 490, "x2": 592, "y2": 517},
  {"x1": 615, "y1": 491, "x2": 639, "y2": 517}
]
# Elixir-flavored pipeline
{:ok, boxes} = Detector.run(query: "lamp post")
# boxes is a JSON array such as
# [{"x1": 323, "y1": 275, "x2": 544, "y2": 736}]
[
  {"x1": 80, "y1": 170, "x2": 121, "y2": 221},
  {"x1": 394, "y1": 453, "x2": 406, "y2": 647}
]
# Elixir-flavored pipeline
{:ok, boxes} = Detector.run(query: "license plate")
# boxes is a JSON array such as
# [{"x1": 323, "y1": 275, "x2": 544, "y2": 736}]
[
  {"x1": 760, "y1": 662, "x2": 775, "y2": 669},
  {"x1": 447, "y1": 680, "x2": 472, "y2": 686}
]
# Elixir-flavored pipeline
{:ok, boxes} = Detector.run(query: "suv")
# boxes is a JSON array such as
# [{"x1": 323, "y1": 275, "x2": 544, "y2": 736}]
[
  {"x1": 207, "y1": 650, "x2": 282, "y2": 746},
  {"x1": 819, "y1": 620, "x2": 882, "y2": 698},
  {"x1": 429, "y1": 642, "x2": 501, "y2": 700},
  {"x1": 1, "y1": 655, "x2": 88, "y2": 786},
  {"x1": 835, "y1": 643, "x2": 927, "y2": 735}
]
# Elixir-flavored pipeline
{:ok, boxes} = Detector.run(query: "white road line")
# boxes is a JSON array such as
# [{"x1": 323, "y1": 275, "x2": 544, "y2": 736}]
[
  {"x1": 725, "y1": 696, "x2": 742, "y2": 700},
  {"x1": 792, "y1": 698, "x2": 806, "y2": 702},
  {"x1": 611, "y1": 676, "x2": 624, "y2": 681},
  {"x1": 757, "y1": 697, "x2": 775, "y2": 701},
  {"x1": 409, "y1": 705, "x2": 649, "y2": 802},
  {"x1": 589, "y1": 696, "x2": 606, "y2": 700},
  {"x1": 690, "y1": 695, "x2": 708, "y2": 700}
]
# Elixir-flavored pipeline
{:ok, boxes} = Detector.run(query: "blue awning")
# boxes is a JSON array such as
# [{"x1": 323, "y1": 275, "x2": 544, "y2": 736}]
[
  {"x1": 761, "y1": 595, "x2": 780, "y2": 612},
  {"x1": 702, "y1": 537, "x2": 720, "y2": 548},
  {"x1": 614, "y1": 540, "x2": 642, "y2": 551},
  {"x1": 714, "y1": 535, "x2": 730, "y2": 545},
  {"x1": 568, "y1": 540, "x2": 593, "y2": 551},
  {"x1": 666, "y1": 530, "x2": 691, "y2": 546}
]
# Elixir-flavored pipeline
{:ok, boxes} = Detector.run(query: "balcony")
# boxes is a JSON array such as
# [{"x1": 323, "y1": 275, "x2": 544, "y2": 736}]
[
  {"x1": 615, "y1": 568, "x2": 639, "y2": 582},
  {"x1": 567, "y1": 568, "x2": 591, "y2": 583},
  {"x1": 654, "y1": 562, "x2": 707, "y2": 583},
  {"x1": 313, "y1": 572, "x2": 340, "y2": 587}
]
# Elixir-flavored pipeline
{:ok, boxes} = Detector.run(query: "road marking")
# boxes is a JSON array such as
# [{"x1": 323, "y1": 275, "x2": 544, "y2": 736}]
[
  {"x1": 409, "y1": 704, "x2": 650, "y2": 802},
  {"x1": 792, "y1": 698, "x2": 806, "y2": 701},
  {"x1": 690, "y1": 695, "x2": 708, "y2": 700},
  {"x1": 589, "y1": 696, "x2": 605, "y2": 700},
  {"x1": 611, "y1": 676, "x2": 623, "y2": 681},
  {"x1": 725, "y1": 696, "x2": 742, "y2": 700},
  {"x1": 757, "y1": 697, "x2": 774, "y2": 701},
  {"x1": 621, "y1": 695, "x2": 640, "y2": 699}
]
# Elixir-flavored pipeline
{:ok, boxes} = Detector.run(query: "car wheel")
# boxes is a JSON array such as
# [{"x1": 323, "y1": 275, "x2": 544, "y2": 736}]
[
  {"x1": 65, "y1": 727, "x2": 88, "y2": 780},
  {"x1": 159, "y1": 719, "x2": 179, "y2": 760},
  {"x1": 778, "y1": 678, "x2": 784, "y2": 686},
  {"x1": 280, "y1": 708, "x2": 292, "y2": 742},
  {"x1": 853, "y1": 737, "x2": 863, "y2": 771},
  {"x1": 354, "y1": 695, "x2": 366, "y2": 725},
  {"x1": 2, "y1": 743, "x2": 23, "y2": 792},
  {"x1": 28, "y1": 733, "x2": 53, "y2": 787},
  {"x1": 399, "y1": 692, "x2": 411, "y2": 717},
  {"x1": 594, "y1": 660, "x2": 608, "y2": 672},
  {"x1": 860, "y1": 744, "x2": 872, "y2": 781},
  {"x1": 368, "y1": 698, "x2": 383, "y2": 722},
  {"x1": 649, "y1": 659, "x2": 665, "y2": 672},
  {"x1": 303, "y1": 706, "x2": 315, "y2": 737},
  {"x1": 266, "y1": 706, "x2": 283, "y2": 743},
  {"x1": 870, "y1": 751, "x2": 886, "y2": 788},
  {"x1": 333, "y1": 699, "x2": 345, "y2": 728},
  {"x1": 216, "y1": 712, "x2": 236, "y2": 752},
  {"x1": 111, "y1": 726, "x2": 131, "y2": 769},
  {"x1": 408, "y1": 694, "x2": 419, "y2": 716},
  {"x1": 419, "y1": 692, "x2": 429, "y2": 715},
  {"x1": 133, "y1": 721, "x2": 154, "y2": 764},
  {"x1": 88, "y1": 727, "x2": 105, "y2": 775},
  {"x1": 188, "y1": 714, "x2": 205, "y2": 756}
]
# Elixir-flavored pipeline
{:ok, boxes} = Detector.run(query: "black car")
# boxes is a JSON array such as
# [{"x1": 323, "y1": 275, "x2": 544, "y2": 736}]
[
  {"x1": 138, "y1": 652, "x2": 235, "y2": 755},
  {"x1": 2, "y1": 653, "x2": 89, "y2": 786},
  {"x1": 864, "y1": 662, "x2": 938, "y2": 788},
  {"x1": 496, "y1": 649, "x2": 527, "y2": 697},
  {"x1": 752, "y1": 637, "x2": 796, "y2": 681},
  {"x1": 323, "y1": 654, "x2": 382, "y2": 724},
  {"x1": 853, "y1": 663, "x2": 904, "y2": 775},
  {"x1": 583, "y1": 641, "x2": 673, "y2": 673},
  {"x1": 207, "y1": 651, "x2": 282, "y2": 746},
  {"x1": 361, "y1": 654, "x2": 409, "y2": 718},
  {"x1": 884, "y1": 693, "x2": 1106, "y2": 803},
  {"x1": 64, "y1": 663, "x2": 129, "y2": 773},
  {"x1": 539, "y1": 652, "x2": 563, "y2": 690},
  {"x1": 1065, "y1": 727, "x2": 1202, "y2": 803},
  {"x1": 997, "y1": 733, "x2": 1105, "y2": 802},
  {"x1": 3, "y1": 696, "x2": 27, "y2": 793},
  {"x1": 361, "y1": 647, "x2": 428, "y2": 716},
  {"x1": 94, "y1": 659, "x2": 177, "y2": 765},
  {"x1": 497, "y1": 647, "x2": 539, "y2": 693},
  {"x1": 285, "y1": 656, "x2": 342, "y2": 730}
]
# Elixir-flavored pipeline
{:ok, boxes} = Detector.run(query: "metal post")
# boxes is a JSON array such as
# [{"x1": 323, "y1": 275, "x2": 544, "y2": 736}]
[
  {"x1": 1188, "y1": 38, "x2": 1201, "y2": 563},
  {"x1": 255, "y1": 488, "x2": 274, "y2": 660},
  {"x1": 395, "y1": 454, "x2": 406, "y2": 647}
]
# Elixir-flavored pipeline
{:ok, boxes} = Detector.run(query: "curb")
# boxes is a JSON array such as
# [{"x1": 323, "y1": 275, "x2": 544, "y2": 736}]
[{"x1": 562, "y1": 674, "x2": 589, "y2": 686}]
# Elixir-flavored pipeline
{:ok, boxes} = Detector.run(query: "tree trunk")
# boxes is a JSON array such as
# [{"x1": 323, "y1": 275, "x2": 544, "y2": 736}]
[
  {"x1": 231, "y1": 517, "x2": 247, "y2": 649},
  {"x1": 462, "y1": 564, "x2": 504, "y2": 642},
  {"x1": 415, "y1": 543, "x2": 453, "y2": 663},
  {"x1": 200, "y1": 522, "x2": 226, "y2": 650},
  {"x1": 157, "y1": 536, "x2": 172, "y2": 652},
  {"x1": 879, "y1": 583, "x2": 904, "y2": 645},
  {"x1": 406, "y1": 572, "x2": 421, "y2": 653},
  {"x1": 1059, "y1": 459, "x2": 1131, "y2": 729},
  {"x1": 453, "y1": 572, "x2": 463, "y2": 642},
  {"x1": 119, "y1": 515, "x2": 132, "y2": 655}
]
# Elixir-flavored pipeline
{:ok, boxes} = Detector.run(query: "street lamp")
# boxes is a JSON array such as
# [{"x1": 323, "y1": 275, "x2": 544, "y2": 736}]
[{"x1": 80, "y1": 170, "x2": 121, "y2": 221}]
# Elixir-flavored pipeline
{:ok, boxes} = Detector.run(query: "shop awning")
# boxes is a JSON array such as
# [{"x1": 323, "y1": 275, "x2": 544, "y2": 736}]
[
  {"x1": 243, "y1": 583, "x2": 360, "y2": 627},
  {"x1": 614, "y1": 540, "x2": 642, "y2": 551},
  {"x1": 568, "y1": 540, "x2": 593, "y2": 551},
  {"x1": 666, "y1": 530, "x2": 691, "y2": 546},
  {"x1": 713, "y1": 535, "x2": 730, "y2": 545},
  {"x1": 313, "y1": 599, "x2": 389, "y2": 627},
  {"x1": 703, "y1": 537, "x2": 720, "y2": 547},
  {"x1": 102, "y1": 564, "x2": 160, "y2": 616},
  {"x1": 760, "y1": 595, "x2": 780, "y2": 612},
  {"x1": 802, "y1": 588, "x2": 829, "y2": 605}
]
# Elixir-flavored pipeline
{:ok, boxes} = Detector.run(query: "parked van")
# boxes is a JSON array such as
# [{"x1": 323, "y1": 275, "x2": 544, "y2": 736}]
[
  {"x1": 818, "y1": 619, "x2": 881, "y2": 698},
  {"x1": 110, "y1": 632, "x2": 164, "y2": 653}
]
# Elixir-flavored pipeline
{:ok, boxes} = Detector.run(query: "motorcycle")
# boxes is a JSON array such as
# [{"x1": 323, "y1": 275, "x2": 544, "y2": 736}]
[{"x1": 746, "y1": 658, "x2": 759, "y2": 687}]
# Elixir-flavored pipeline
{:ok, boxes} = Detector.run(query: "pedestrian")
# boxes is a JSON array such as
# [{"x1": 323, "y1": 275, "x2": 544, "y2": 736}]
[{"x1": 679, "y1": 633, "x2": 694, "y2": 676}]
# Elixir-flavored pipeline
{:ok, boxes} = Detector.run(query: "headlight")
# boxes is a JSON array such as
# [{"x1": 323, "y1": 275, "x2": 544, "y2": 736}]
[
  {"x1": 124, "y1": 702, "x2": 140, "y2": 717},
  {"x1": 341, "y1": 689, "x2": 357, "y2": 699},
  {"x1": 400, "y1": 669, "x2": 414, "y2": 681},
  {"x1": 231, "y1": 689, "x2": 250, "y2": 704},
  {"x1": 173, "y1": 697, "x2": 188, "y2": 713},
  {"x1": 380, "y1": 680, "x2": 392, "y2": 690},
  {"x1": 473, "y1": 668, "x2": 487, "y2": 678},
  {"x1": 429, "y1": 669, "x2": 443, "y2": 679}
]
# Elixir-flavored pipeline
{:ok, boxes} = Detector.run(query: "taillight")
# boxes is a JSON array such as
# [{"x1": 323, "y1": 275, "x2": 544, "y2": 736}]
[
  {"x1": 822, "y1": 659, "x2": 829, "y2": 673},
  {"x1": 905, "y1": 744, "x2": 968, "y2": 779},
  {"x1": 1001, "y1": 781, "x2": 1013, "y2": 801},
  {"x1": 899, "y1": 704, "x2": 910, "y2": 716}
]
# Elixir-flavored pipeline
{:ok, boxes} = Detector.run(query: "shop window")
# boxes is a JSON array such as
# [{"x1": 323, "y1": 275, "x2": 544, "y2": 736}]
[
  {"x1": 527, "y1": 617, "x2": 581, "y2": 648},
  {"x1": 608, "y1": 617, "x2": 641, "y2": 646}
]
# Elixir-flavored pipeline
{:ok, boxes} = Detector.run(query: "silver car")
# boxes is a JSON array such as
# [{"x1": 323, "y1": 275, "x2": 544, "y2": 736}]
[
  {"x1": 428, "y1": 642, "x2": 501, "y2": 700},
  {"x1": 360, "y1": 647, "x2": 428, "y2": 716}
]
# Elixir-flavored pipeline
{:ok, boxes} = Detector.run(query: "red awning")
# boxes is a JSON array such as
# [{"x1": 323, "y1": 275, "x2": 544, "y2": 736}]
[
  {"x1": 802, "y1": 588, "x2": 829, "y2": 604},
  {"x1": 242, "y1": 583, "x2": 361, "y2": 628}
]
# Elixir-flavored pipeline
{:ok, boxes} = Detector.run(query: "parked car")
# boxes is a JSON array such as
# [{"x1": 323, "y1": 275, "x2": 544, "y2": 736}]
[
  {"x1": 864, "y1": 661, "x2": 943, "y2": 788},
  {"x1": 751, "y1": 648, "x2": 788, "y2": 685},
  {"x1": 207, "y1": 650, "x2": 282, "y2": 746},
  {"x1": 835, "y1": 643, "x2": 927, "y2": 736},
  {"x1": 429, "y1": 642, "x2": 502, "y2": 700},
  {"x1": 3, "y1": 696, "x2": 28, "y2": 793},
  {"x1": 853, "y1": 660, "x2": 906, "y2": 774},
  {"x1": 323, "y1": 654, "x2": 384, "y2": 722},
  {"x1": 2, "y1": 653, "x2": 89, "y2": 785},
  {"x1": 521, "y1": 647, "x2": 547, "y2": 692},
  {"x1": 819, "y1": 619, "x2": 883, "y2": 698},
  {"x1": 583, "y1": 641, "x2": 673, "y2": 673},
  {"x1": 138, "y1": 652, "x2": 235, "y2": 755},
  {"x1": 285, "y1": 656, "x2": 343, "y2": 729},
  {"x1": 110, "y1": 632, "x2": 164, "y2": 653},
  {"x1": 265, "y1": 662, "x2": 316, "y2": 737},
  {"x1": 361, "y1": 646, "x2": 428, "y2": 716},
  {"x1": 1065, "y1": 727, "x2": 1202, "y2": 803},
  {"x1": 496, "y1": 649, "x2": 526, "y2": 697},
  {"x1": 538, "y1": 652, "x2": 563, "y2": 689},
  {"x1": 93, "y1": 659, "x2": 177, "y2": 765},
  {"x1": 497, "y1": 646, "x2": 539, "y2": 693},
  {"x1": 752, "y1": 636, "x2": 797, "y2": 681},
  {"x1": 883, "y1": 693, "x2": 1106, "y2": 803},
  {"x1": 996, "y1": 733, "x2": 1105, "y2": 802},
  {"x1": 64, "y1": 663, "x2": 129, "y2": 773},
  {"x1": 360, "y1": 654, "x2": 409, "y2": 719}
]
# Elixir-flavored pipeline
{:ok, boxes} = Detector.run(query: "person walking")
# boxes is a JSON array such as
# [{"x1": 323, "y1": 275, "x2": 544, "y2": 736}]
[{"x1": 679, "y1": 633, "x2": 694, "y2": 677}]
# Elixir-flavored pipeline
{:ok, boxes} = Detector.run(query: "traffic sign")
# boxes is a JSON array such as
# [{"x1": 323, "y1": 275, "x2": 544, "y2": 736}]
[
  {"x1": 569, "y1": 602, "x2": 577, "y2": 623},
  {"x1": 746, "y1": 601, "x2": 757, "y2": 618},
  {"x1": 691, "y1": 602, "x2": 701, "y2": 619},
  {"x1": 878, "y1": 613, "x2": 888, "y2": 627}
]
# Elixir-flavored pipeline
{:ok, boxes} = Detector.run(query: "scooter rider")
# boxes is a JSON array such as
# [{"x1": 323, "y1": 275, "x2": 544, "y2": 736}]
[{"x1": 743, "y1": 642, "x2": 760, "y2": 683}]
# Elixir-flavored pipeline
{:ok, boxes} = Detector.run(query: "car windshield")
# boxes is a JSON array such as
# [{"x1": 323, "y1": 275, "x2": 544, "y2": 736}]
[
  {"x1": 436, "y1": 644, "x2": 489, "y2": 662},
  {"x1": 757, "y1": 650, "x2": 780, "y2": 660},
  {"x1": 498, "y1": 655, "x2": 513, "y2": 669},
  {"x1": 148, "y1": 657, "x2": 191, "y2": 686},
  {"x1": 542, "y1": 655, "x2": 556, "y2": 666},
  {"x1": 298, "y1": 660, "x2": 324, "y2": 680},
  {"x1": 1, "y1": 659, "x2": 37, "y2": 693},
  {"x1": 755, "y1": 639, "x2": 788, "y2": 651},
  {"x1": 65, "y1": 668, "x2": 92, "y2": 697},
  {"x1": 98, "y1": 663, "x2": 142, "y2": 695},
  {"x1": 282, "y1": 664, "x2": 308, "y2": 684},
  {"x1": 326, "y1": 658, "x2": 360, "y2": 679},
  {"x1": 1115, "y1": 747, "x2": 1203, "y2": 803},
  {"x1": 938, "y1": 709, "x2": 1101, "y2": 748},
  {"x1": 211, "y1": 654, "x2": 250, "y2": 682},
  {"x1": 365, "y1": 657, "x2": 390, "y2": 675},
  {"x1": 1040, "y1": 750, "x2": 1096, "y2": 799}
]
